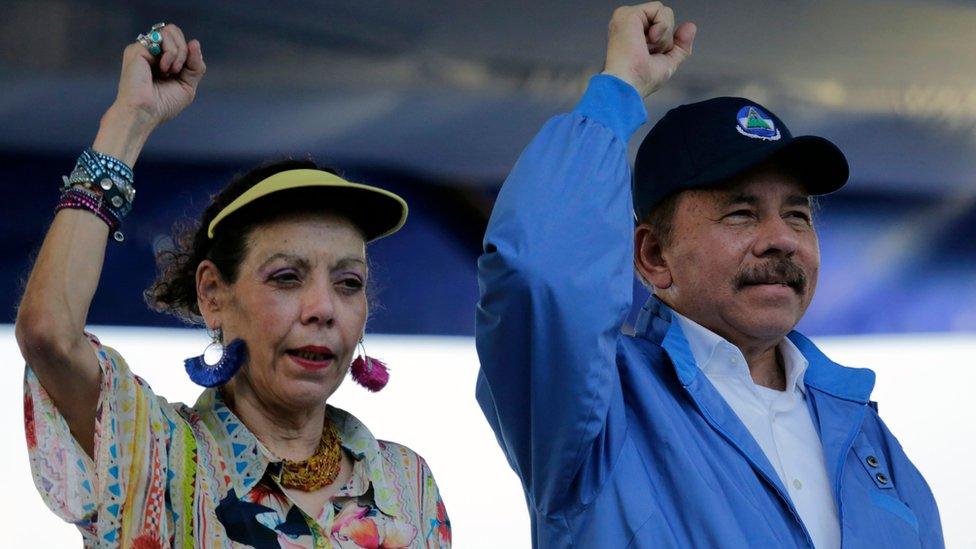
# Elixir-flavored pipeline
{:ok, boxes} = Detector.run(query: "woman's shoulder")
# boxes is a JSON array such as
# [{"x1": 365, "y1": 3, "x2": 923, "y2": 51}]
[
  {"x1": 327, "y1": 405, "x2": 434, "y2": 475},
  {"x1": 375, "y1": 439, "x2": 432, "y2": 469},
  {"x1": 90, "y1": 335, "x2": 200, "y2": 413}
]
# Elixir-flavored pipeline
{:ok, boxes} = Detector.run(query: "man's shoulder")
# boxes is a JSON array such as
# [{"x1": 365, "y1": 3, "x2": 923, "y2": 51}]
[
  {"x1": 618, "y1": 331, "x2": 667, "y2": 359},
  {"x1": 616, "y1": 332, "x2": 677, "y2": 384}
]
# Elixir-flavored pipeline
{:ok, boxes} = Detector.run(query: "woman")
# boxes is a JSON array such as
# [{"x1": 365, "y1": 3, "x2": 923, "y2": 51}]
[{"x1": 16, "y1": 23, "x2": 451, "y2": 548}]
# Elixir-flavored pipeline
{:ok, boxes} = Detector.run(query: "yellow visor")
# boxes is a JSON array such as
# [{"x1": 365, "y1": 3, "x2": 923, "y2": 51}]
[{"x1": 207, "y1": 169, "x2": 408, "y2": 242}]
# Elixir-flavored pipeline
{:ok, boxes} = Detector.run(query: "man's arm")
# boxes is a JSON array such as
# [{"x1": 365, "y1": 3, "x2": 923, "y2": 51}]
[{"x1": 475, "y1": 3, "x2": 695, "y2": 515}]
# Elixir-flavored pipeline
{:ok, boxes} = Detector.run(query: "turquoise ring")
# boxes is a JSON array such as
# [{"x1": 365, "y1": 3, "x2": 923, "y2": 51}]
[{"x1": 137, "y1": 22, "x2": 165, "y2": 57}]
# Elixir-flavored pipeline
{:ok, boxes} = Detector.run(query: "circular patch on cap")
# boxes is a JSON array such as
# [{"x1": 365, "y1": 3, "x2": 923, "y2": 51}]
[{"x1": 735, "y1": 106, "x2": 781, "y2": 141}]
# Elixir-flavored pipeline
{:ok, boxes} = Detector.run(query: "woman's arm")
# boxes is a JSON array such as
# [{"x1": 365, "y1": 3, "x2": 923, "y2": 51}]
[{"x1": 15, "y1": 26, "x2": 205, "y2": 456}]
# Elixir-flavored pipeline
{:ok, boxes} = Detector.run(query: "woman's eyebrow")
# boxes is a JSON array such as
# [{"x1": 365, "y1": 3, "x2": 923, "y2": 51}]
[{"x1": 257, "y1": 253, "x2": 310, "y2": 271}]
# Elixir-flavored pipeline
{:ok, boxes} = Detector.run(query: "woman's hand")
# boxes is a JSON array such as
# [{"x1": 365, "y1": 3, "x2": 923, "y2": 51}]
[
  {"x1": 94, "y1": 23, "x2": 206, "y2": 166},
  {"x1": 115, "y1": 24, "x2": 206, "y2": 126}
]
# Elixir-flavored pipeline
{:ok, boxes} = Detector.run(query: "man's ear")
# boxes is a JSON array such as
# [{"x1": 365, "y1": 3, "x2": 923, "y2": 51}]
[
  {"x1": 634, "y1": 224, "x2": 673, "y2": 290},
  {"x1": 196, "y1": 260, "x2": 226, "y2": 330}
]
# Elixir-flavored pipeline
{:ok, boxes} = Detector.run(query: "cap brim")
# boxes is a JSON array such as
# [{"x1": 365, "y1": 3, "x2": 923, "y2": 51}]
[
  {"x1": 686, "y1": 135, "x2": 849, "y2": 197},
  {"x1": 208, "y1": 169, "x2": 408, "y2": 242}
]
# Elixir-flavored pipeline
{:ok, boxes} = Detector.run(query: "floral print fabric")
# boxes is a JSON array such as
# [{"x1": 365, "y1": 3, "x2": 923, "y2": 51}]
[{"x1": 23, "y1": 335, "x2": 451, "y2": 548}]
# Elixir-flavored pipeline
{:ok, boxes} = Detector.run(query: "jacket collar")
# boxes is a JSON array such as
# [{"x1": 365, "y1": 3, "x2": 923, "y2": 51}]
[
  {"x1": 671, "y1": 308, "x2": 810, "y2": 396},
  {"x1": 786, "y1": 332, "x2": 875, "y2": 403},
  {"x1": 194, "y1": 390, "x2": 404, "y2": 518},
  {"x1": 633, "y1": 295, "x2": 875, "y2": 402}
]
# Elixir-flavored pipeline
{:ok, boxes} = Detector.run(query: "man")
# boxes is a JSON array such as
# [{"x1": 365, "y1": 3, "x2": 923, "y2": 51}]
[{"x1": 475, "y1": 2, "x2": 943, "y2": 547}]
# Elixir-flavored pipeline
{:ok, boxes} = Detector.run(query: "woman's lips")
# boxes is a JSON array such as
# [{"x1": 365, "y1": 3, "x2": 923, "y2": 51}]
[
  {"x1": 287, "y1": 353, "x2": 334, "y2": 370},
  {"x1": 286, "y1": 346, "x2": 336, "y2": 371}
]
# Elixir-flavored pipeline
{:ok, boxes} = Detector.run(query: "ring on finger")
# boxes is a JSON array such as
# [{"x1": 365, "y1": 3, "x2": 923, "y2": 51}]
[{"x1": 136, "y1": 22, "x2": 166, "y2": 56}]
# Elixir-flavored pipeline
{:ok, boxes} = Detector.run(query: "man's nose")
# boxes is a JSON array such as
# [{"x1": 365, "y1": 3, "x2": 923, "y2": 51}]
[{"x1": 752, "y1": 215, "x2": 799, "y2": 257}]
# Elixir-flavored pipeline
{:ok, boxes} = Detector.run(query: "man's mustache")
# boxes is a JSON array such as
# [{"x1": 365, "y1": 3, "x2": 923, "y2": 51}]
[{"x1": 734, "y1": 259, "x2": 807, "y2": 294}]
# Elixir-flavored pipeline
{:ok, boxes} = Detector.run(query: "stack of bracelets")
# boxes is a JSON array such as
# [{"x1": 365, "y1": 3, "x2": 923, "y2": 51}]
[{"x1": 57, "y1": 148, "x2": 136, "y2": 242}]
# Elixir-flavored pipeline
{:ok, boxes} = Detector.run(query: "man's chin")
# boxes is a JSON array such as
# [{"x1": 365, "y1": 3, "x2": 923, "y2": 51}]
[
  {"x1": 727, "y1": 301, "x2": 804, "y2": 340},
  {"x1": 746, "y1": 318, "x2": 801, "y2": 341}
]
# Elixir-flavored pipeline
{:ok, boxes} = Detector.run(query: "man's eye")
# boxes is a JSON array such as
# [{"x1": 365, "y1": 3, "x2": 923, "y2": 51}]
[
  {"x1": 786, "y1": 211, "x2": 812, "y2": 223},
  {"x1": 337, "y1": 278, "x2": 365, "y2": 292},
  {"x1": 725, "y1": 209, "x2": 754, "y2": 219}
]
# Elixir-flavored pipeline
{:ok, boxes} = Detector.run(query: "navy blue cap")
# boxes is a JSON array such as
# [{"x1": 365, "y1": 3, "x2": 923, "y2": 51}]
[{"x1": 632, "y1": 97, "x2": 849, "y2": 221}]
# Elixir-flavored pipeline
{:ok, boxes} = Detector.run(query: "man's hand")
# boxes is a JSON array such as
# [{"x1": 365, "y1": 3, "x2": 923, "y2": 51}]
[{"x1": 602, "y1": 2, "x2": 696, "y2": 98}]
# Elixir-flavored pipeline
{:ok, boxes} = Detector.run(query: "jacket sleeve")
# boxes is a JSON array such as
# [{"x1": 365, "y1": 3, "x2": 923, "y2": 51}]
[{"x1": 475, "y1": 75, "x2": 647, "y2": 515}]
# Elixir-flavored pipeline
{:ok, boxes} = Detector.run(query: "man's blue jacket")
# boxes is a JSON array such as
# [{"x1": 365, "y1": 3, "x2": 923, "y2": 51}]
[{"x1": 475, "y1": 75, "x2": 944, "y2": 548}]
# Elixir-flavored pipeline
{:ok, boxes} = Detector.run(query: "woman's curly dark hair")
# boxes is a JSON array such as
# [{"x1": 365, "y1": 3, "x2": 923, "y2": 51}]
[{"x1": 145, "y1": 158, "x2": 346, "y2": 324}]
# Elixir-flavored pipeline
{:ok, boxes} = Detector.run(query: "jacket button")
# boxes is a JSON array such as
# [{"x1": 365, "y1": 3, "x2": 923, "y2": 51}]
[
  {"x1": 866, "y1": 455, "x2": 879, "y2": 468},
  {"x1": 876, "y1": 472, "x2": 889, "y2": 485}
]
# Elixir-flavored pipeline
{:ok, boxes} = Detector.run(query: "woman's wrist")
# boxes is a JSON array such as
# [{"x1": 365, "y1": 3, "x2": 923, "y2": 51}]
[{"x1": 91, "y1": 104, "x2": 157, "y2": 168}]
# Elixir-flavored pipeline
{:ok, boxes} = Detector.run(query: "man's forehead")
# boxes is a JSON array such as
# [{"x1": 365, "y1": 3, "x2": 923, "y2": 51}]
[
  {"x1": 717, "y1": 189, "x2": 810, "y2": 206},
  {"x1": 700, "y1": 176, "x2": 811, "y2": 206}
]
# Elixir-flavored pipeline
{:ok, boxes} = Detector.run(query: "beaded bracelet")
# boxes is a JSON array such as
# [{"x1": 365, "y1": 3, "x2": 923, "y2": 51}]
[
  {"x1": 62, "y1": 148, "x2": 136, "y2": 222},
  {"x1": 59, "y1": 148, "x2": 135, "y2": 242},
  {"x1": 55, "y1": 187, "x2": 125, "y2": 241},
  {"x1": 56, "y1": 197, "x2": 117, "y2": 231}
]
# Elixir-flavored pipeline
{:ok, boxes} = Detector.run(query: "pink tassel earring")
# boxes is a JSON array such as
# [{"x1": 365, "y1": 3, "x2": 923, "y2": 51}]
[{"x1": 351, "y1": 340, "x2": 390, "y2": 392}]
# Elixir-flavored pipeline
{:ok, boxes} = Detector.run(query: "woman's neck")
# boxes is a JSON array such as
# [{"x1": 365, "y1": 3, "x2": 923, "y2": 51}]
[{"x1": 220, "y1": 377, "x2": 326, "y2": 461}]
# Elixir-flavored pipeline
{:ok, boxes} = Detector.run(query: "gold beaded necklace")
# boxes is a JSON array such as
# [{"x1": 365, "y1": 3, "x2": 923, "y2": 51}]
[{"x1": 278, "y1": 418, "x2": 342, "y2": 492}]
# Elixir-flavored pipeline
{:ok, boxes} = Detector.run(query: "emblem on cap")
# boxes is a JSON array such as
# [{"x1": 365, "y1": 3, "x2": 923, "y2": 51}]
[{"x1": 735, "y1": 106, "x2": 781, "y2": 141}]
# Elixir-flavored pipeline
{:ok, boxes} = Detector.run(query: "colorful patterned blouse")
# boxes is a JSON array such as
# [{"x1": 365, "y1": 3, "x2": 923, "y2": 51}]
[{"x1": 24, "y1": 335, "x2": 452, "y2": 548}]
